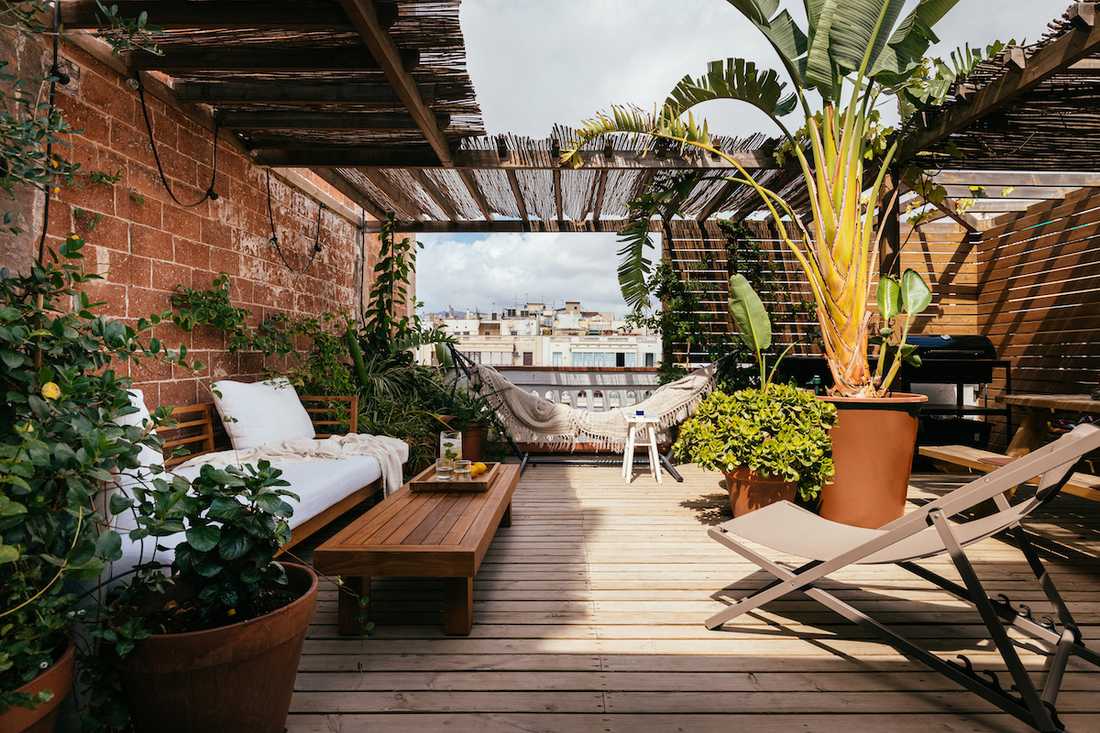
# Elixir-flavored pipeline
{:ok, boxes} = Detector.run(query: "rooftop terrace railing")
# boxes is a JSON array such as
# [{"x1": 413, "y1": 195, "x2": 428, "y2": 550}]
[{"x1": 495, "y1": 366, "x2": 660, "y2": 411}]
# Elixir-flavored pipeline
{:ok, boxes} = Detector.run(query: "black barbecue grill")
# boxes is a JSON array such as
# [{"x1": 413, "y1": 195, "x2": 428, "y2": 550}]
[{"x1": 776, "y1": 335, "x2": 1011, "y2": 449}]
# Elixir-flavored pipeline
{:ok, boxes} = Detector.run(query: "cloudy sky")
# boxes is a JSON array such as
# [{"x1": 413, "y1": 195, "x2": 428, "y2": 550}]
[{"x1": 417, "y1": 0, "x2": 1063, "y2": 316}]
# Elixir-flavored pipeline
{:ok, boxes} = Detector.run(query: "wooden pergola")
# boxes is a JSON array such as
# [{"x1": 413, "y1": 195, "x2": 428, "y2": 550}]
[{"x1": 893, "y1": 1, "x2": 1100, "y2": 231}]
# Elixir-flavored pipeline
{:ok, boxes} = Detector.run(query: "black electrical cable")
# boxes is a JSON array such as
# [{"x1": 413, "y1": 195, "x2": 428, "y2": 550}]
[
  {"x1": 265, "y1": 170, "x2": 324, "y2": 274},
  {"x1": 36, "y1": 1, "x2": 68, "y2": 264},
  {"x1": 134, "y1": 72, "x2": 220, "y2": 208}
]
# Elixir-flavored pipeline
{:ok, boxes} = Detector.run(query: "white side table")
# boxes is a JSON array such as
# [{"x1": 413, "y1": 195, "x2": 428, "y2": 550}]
[{"x1": 622, "y1": 413, "x2": 662, "y2": 483}]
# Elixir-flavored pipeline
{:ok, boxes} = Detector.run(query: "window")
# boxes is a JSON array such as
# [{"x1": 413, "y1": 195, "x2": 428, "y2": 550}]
[
  {"x1": 552, "y1": 352, "x2": 565, "y2": 367},
  {"x1": 615, "y1": 352, "x2": 625, "y2": 367},
  {"x1": 644, "y1": 352, "x2": 656, "y2": 367},
  {"x1": 523, "y1": 352, "x2": 533, "y2": 366}
]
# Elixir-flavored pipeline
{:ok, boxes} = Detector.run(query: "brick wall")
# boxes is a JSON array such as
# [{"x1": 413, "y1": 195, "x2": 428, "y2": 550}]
[{"x1": 2, "y1": 32, "x2": 383, "y2": 409}]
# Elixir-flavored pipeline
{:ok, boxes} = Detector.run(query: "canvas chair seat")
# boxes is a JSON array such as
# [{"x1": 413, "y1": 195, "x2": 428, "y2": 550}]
[{"x1": 717, "y1": 499, "x2": 1029, "y2": 565}]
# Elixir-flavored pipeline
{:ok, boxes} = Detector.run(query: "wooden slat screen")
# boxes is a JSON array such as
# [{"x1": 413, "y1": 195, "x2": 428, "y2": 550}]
[
  {"x1": 978, "y1": 187, "x2": 1100, "y2": 447},
  {"x1": 666, "y1": 220, "x2": 977, "y2": 364}
]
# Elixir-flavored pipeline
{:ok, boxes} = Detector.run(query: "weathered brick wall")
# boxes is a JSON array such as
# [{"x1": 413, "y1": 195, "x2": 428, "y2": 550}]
[{"x1": 2, "y1": 33, "x2": 382, "y2": 408}]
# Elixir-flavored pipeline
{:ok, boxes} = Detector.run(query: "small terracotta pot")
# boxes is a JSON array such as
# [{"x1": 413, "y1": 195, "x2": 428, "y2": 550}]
[
  {"x1": 462, "y1": 425, "x2": 487, "y2": 462},
  {"x1": 0, "y1": 643, "x2": 75, "y2": 733},
  {"x1": 724, "y1": 467, "x2": 797, "y2": 517},
  {"x1": 120, "y1": 563, "x2": 318, "y2": 733},
  {"x1": 818, "y1": 393, "x2": 927, "y2": 529}
]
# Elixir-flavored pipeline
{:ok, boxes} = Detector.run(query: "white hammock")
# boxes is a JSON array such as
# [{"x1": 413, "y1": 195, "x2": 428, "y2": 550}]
[{"x1": 469, "y1": 363, "x2": 716, "y2": 450}]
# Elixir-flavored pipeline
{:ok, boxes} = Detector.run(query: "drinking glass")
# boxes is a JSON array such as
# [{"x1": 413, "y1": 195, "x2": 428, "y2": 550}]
[
  {"x1": 453, "y1": 460, "x2": 472, "y2": 480},
  {"x1": 435, "y1": 458, "x2": 454, "y2": 481}
]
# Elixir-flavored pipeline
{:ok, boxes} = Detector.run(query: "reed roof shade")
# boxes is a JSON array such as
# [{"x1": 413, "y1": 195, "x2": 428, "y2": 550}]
[
  {"x1": 898, "y1": 1, "x2": 1100, "y2": 172},
  {"x1": 62, "y1": 0, "x2": 483, "y2": 154},
  {"x1": 322, "y1": 129, "x2": 803, "y2": 230}
]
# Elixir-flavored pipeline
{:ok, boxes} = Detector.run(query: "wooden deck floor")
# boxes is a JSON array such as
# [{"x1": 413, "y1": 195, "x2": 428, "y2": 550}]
[{"x1": 289, "y1": 464, "x2": 1100, "y2": 732}]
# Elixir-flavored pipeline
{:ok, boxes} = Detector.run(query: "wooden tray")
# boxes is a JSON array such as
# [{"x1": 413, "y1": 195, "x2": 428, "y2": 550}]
[{"x1": 409, "y1": 462, "x2": 500, "y2": 492}]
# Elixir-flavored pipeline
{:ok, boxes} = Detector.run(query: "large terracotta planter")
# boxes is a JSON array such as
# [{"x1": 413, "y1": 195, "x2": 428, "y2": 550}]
[
  {"x1": 462, "y1": 425, "x2": 487, "y2": 462},
  {"x1": 818, "y1": 393, "x2": 927, "y2": 529},
  {"x1": 723, "y1": 468, "x2": 797, "y2": 517},
  {"x1": 120, "y1": 563, "x2": 318, "y2": 733},
  {"x1": 0, "y1": 643, "x2": 74, "y2": 733}
]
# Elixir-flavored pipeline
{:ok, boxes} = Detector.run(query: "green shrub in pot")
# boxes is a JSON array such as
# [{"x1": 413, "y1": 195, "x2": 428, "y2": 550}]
[
  {"x1": 674, "y1": 385, "x2": 837, "y2": 502},
  {"x1": 673, "y1": 275, "x2": 837, "y2": 504}
]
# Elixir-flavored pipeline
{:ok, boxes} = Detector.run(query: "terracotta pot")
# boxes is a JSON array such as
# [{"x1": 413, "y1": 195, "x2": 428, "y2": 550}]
[
  {"x1": 818, "y1": 393, "x2": 927, "y2": 529},
  {"x1": 723, "y1": 467, "x2": 797, "y2": 517},
  {"x1": 120, "y1": 563, "x2": 318, "y2": 733},
  {"x1": 462, "y1": 425, "x2": 487, "y2": 462},
  {"x1": 0, "y1": 643, "x2": 74, "y2": 733}
]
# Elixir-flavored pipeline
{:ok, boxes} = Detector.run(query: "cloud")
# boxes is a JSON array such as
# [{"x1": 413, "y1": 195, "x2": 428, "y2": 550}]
[{"x1": 416, "y1": 232, "x2": 632, "y2": 316}]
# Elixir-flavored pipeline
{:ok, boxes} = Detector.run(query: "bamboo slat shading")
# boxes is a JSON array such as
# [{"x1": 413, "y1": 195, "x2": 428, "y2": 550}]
[
  {"x1": 342, "y1": 126, "x2": 785, "y2": 229},
  {"x1": 898, "y1": 1, "x2": 1100, "y2": 172},
  {"x1": 61, "y1": 0, "x2": 484, "y2": 160}
]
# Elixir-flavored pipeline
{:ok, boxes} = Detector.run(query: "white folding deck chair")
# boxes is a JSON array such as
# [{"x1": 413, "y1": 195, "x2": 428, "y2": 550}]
[{"x1": 704, "y1": 423, "x2": 1100, "y2": 733}]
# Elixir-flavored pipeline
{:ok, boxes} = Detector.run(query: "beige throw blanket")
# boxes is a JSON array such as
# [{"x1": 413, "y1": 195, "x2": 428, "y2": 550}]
[
  {"x1": 473, "y1": 364, "x2": 715, "y2": 450},
  {"x1": 177, "y1": 433, "x2": 408, "y2": 495}
]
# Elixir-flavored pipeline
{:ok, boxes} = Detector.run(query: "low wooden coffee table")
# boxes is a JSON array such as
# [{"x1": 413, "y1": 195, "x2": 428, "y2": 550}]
[{"x1": 313, "y1": 464, "x2": 520, "y2": 636}]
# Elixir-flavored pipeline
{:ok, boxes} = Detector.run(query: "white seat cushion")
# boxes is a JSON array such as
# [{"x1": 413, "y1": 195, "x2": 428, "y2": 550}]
[
  {"x1": 210, "y1": 378, "x2": 315, "y2": 450},
  {"x1": 110, "y1": 454, "x2": 385, "y2": 578}
]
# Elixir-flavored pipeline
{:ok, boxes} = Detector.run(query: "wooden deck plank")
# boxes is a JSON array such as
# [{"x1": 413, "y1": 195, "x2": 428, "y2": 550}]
[{"x1": 291, "y1": 465, "x2": 1100, "y2": 731}]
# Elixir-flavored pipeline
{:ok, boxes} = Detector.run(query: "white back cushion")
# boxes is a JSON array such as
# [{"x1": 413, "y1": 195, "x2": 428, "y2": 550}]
[{"x1": 211, "y1": 378, "x2": 315, "y2": 450}]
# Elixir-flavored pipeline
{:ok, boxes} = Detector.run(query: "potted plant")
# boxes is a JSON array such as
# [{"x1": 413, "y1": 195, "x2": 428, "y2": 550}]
[
  {"x1": 0, "y1": 238, "x2": 184, "y2": 733},
  {"x1": 441, "y1": 387, "x2": 500, "y2": 462},
  {"x1": 565, "y1": 0, "x2": 957, "y2": 527},
  {"x1": 674, "y1": 276, "x2": 837, "y2": 515},
  {"x1": 93, "y1": 459, "x2": 318, "y2": 733}
]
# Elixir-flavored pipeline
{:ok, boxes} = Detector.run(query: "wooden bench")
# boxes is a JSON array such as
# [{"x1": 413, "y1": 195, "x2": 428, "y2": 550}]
[
  {"x1": 919, "y1": 444, "x2": 1100, "y2": 503},
  {"x1": 313, "y1": 464, "x2": 521, "y2": 636},
  {"x1": 160, "y1": 395, "x2": 380, "y2": 551}
]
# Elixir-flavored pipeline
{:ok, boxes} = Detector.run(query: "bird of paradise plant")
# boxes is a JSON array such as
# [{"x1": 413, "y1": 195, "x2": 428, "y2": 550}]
[{"x1": 563, "y1": 0, "x2": 960, "y2": 398}]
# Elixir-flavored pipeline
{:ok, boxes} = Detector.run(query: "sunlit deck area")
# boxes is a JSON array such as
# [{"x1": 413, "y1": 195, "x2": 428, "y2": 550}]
[{"x1": 290, "y1": 465, "x2": 1100, "y2": 732}]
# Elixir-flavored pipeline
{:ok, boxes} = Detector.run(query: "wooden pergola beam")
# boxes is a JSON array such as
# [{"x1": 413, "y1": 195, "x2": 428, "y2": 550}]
[
  {"x1": 363, "y1": 220, "x2": 630, "y2": 234},
  {"x1": 130, "y1": 46, "x2": 418, "y2": 73},
  {"x1": 339, "y1": 0, "x2": 454, "y2": 166},
  {"x1": 506, "y1": 170, "x2": 529, "y2": 223},
  {"x1": 175, "y1": 81, "x2": 434, "y2": 107},
  {"x1": 591, "y1": 170, "x2": 608, "y2": 225},
  {"x1": 898, "y1": 2, "x2": 1100, "y2": 162},
  {"x1": 60, "y1": 0, "x2": 398, "y2": 29},
  {"x1": 457, "y1": 169, "x2": 493, "y2": 220},
  {"x1": 552, "y1": 168, "x2": 564, "y2": 222},
  {"x1": 411, "y1": 171, "x2": 460, "y2": 221},
  {"x1": 929, "y1": 170, "x2": 1100, "y2": 187},
  {"x1": 312, "y1": 167, "x2": 388, "y2": 221},
  {"x1": 221, "y1": 111, "x2": 448, "y2": 131},
  {"x1": 250, "y1": 147, "x2": 769, "y2": 169}
]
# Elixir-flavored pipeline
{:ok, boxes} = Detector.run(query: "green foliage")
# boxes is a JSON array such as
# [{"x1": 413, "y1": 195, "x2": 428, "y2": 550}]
[
  {"x1": 88, "y1": 169, "x2": 123, "y2": 186},
  {"x1": 109, "y1": 461, "x2": 298, "y2": 629},
  {"x1": 277, "y1": 314, "x2": 358, "y2": 397},
  {"x1": 727, "y1": 274, "x2": 771, "y2": 354},
  {"x1": 616, "y1": 171, "x2": 710, "y2": 311},
  {"x1": 0, "y1": 238, "x2": 190, "y2": 714},
  {"x1": 74, "y1": 207, "x2": 103, "y2": 232},
  {"x1": 873, "y1": 267, "x2": 933, "y2": 391},
  {"x1": 897, "y1": 40, "x2": 1012, "y2": 120},
  {"x1": 673, "y1": 385, "x2": 837, "y2": 501},
  {"x1": 169, "y1": 273, "x2": 252, "y2": 352}
]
